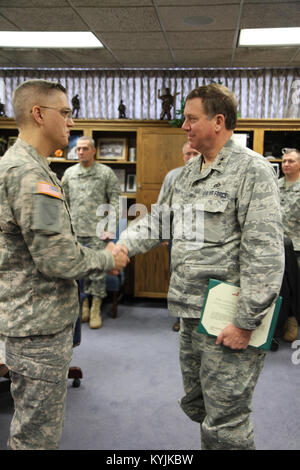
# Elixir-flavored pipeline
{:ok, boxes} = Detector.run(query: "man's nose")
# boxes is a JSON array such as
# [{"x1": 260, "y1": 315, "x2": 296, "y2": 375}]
[{"x1": 182, "y1": 119, "x2": 188, "y2": 130}]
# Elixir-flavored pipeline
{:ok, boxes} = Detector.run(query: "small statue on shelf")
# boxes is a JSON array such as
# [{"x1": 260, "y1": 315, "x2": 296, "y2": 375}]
[
  {"x1": 72, "y1": 94, "x2": 80, "y2": 118},
  {"x1": 118, "y1": 100, "x2": 126, "y2": 119},
  {"x1": 158, "y1": 87, "x2": 179, "y2": 120},
  {"x1": 0, "y1": 101, "x2": 6, "y2": 117}
]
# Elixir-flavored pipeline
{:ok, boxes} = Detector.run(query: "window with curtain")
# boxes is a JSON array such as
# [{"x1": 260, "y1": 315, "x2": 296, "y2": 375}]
[{"x1": 0, "y1": 68, "x2": 299, "y2": 120}]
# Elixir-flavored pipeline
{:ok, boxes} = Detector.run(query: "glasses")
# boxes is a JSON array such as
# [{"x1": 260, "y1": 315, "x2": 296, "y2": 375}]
[{"x1": 32, "y1": 105, "x2": 73, "y2": 120}]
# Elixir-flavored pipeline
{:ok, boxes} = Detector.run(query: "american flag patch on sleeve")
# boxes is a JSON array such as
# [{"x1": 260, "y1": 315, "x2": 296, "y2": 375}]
[{"x1": 36, "y1": 181, "x2": 62, "y2": 199}]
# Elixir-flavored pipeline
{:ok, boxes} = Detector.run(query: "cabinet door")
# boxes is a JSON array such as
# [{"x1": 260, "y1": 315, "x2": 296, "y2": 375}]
[{"x1": 134, "y1": 127, "x2": 187, "y2": 298}]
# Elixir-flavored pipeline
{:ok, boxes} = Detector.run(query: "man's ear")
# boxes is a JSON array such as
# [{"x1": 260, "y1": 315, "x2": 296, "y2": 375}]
[
  {"x1": 215, "y1": 113, "x2": 225, "y2": 131},
  {"x1": 31, "y1": 105, "x2": 44, "y2": 125}
]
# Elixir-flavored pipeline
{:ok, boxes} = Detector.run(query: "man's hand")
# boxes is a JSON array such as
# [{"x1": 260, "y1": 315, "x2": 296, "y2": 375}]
[
  {"x1": 101, "y1": 231, "x2": 115, "y2": 241},
  {"x1": 115, "y1": 243, "x2": 129, "y2": 256},
  {"x1": 216, "y1": 323, "x2": 252, "y2": 350},
  {"x1": 105, "y1": 242, "x2": 130, "y2": 274}
]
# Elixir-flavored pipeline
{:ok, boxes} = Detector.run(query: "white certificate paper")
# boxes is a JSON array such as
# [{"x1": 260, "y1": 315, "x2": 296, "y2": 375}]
[{"x1": 198, "y1": 279, "x2": 281, "y2": 350}]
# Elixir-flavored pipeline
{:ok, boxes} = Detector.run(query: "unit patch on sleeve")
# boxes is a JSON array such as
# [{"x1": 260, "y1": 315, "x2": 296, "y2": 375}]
[{"x1": 36, "y1": 181, "x2": 62, "y2": 199}]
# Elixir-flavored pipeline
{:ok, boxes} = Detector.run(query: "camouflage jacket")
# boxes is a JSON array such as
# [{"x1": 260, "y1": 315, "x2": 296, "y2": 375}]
[
  {"x1": 119, "y1": 138, "x2": 284, "y2": 330},
  {"x1": 157, "y1": 166, "x2": 184, "y2": 203},
  {"x1": 0, "y1": 138, "x2": 114, "y2": 337},
  {"x1": 62, "y1": 162, "x2": 121, "y2": 237},
  {"x1": 278, "y1": 177, "x2": 300, "y2": 251}
]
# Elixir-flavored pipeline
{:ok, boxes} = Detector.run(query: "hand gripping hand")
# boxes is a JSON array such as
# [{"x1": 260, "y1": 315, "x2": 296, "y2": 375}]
[{"x1": 105, "y1": 242, "x2": 130, "y2": 274}]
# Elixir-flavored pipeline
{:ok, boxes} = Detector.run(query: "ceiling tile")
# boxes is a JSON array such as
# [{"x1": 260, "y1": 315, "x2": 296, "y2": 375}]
[
  {"x1": 113, "y1": 49, "x2": 175, "y2": 66},
  {"x1": 0, "y1": 2, "x2": 297, "y2": 69},
  {"x1": 167, "y1": 31, "x2": 236, "y2": 50},
  {"x1": 244, "y1": 0, "x2": 298, "y2": 3},
  {"x1": 72, "y1": 1, "x2": 152, "y2": 5},
  {"x1": 53, "y1": 48, "x2": 119, "y2": 66},
  {"x1": 0, "y1": 52, "x2": 17, "y2": 66},
  {"x1": 0, "y1": 7, "x2": 88, "y2": 31},
  {"x1": 159, "y1": 5, "x2": 240, "y2": 31},
  {"x1": 155, "y1": 0, "x2": 239, "y2": 4},
  {"x1": 0, "y1": 49, "x2": 65, "y2": 66},
  {"x1": 291, "y1": 50, "x2": 300, "y2": 64},
  {"x1": 234, "y1": 46, "x2": 298, "y2": 66},
  {"x1": 173, "y1": 49, "x2": 233, "y2": 67},
  {"x1": 98, "y1": 32, "x2": 168, "y2": 50},
  {"x1": 0, "y1": 14, "x2": 19, "y2": 30},
  {"x1": 76, "y1": 7, "x2": 160, "y2": 32},
  {"x1": 0, "y1": 1, "x2": 69, "y2": 6},
  {"x1": 241, "y1": 2, "x2": 300, "y2": 28}
]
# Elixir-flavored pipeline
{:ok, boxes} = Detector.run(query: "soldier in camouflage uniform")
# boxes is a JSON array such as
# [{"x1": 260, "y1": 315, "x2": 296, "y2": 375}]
[
  {"x1": 278, "y1": 147, "x2": 300, "y2": 341},
  {"x1": 157, "y1": 142, "x2": 199, "y2": 332},
  {"x1": 117, "y1": 84, "x2": 284, "y2": 450},
  {"x1": 0, "y1": 79, "x2": 128, "y2": 450},
  {"x1": 279, "y1": 148, "x2": 300, "y2": 260},
  {"x1": 62, "y1": 137, "x2": 121, "y2": 329}
]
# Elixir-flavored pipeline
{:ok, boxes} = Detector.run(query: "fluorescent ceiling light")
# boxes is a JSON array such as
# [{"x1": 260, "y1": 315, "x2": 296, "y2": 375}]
[
  {"x1": 0, "y1": 31, "x2": 103, "y2": 48},
  {"x1": 239, "y1": 27, "x2": 300, "y2": 46}
]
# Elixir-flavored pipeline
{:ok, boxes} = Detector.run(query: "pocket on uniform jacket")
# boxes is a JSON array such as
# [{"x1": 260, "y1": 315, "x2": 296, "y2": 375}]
[
  {"x1": 183, "y1": 264, "x2": 230, "y2": 286},
  {"x1": 202, "y1": 198, "x2": 229, "y2": 243}
]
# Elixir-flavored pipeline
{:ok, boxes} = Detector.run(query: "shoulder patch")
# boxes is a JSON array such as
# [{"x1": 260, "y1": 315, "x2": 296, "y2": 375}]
[{"x1": 36, "y1": 181, "x2": 62, "y2": 199}]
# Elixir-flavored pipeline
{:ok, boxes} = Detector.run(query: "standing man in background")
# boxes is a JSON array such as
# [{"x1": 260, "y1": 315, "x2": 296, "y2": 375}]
[
  {"x1": 62, "y1": 137, "x2": 121, "y2": 329},
  {"x1": 157, "y1": 141, "x2": 199, "y2": 332},
  {"x1": 0, "y1": 79, "x2": 128, "y2": 450},
  {"x1": 278, "y1": 147, "x2": 300, "y2": 342},
  {"x1": 117, "y1": 84, "x2": 284, "y2": 450}
]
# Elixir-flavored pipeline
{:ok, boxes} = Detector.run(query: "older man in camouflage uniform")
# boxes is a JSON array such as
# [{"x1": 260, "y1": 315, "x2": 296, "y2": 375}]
[
  {"x1": 279, "y1": 148, "x2": 300, "y2": 259},
  {"x1": 0, "y1": 79, "x2": 128, "y2": 450},
  {"x1": 117, "y1": 84, "x2": 284, "y2": 450},
  {"x1": 278, "y1": 147, "x2": 300, "y2": 341},
  {"x1": 62, "y1": 137, "x2": 121, "y2": 329},
  {"x1": 157, "y1": 141, "x2": 199, "y2": 332}
]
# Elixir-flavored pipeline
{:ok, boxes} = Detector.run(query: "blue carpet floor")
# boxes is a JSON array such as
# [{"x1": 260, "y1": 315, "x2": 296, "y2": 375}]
[{"x1": 1, "y1": 298, "x2": 299, "y2": 450}]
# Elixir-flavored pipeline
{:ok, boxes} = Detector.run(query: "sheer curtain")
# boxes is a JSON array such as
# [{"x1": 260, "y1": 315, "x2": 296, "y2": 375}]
[{"x1": 0, "y1": 68, "x2": 299, "y2": 120}]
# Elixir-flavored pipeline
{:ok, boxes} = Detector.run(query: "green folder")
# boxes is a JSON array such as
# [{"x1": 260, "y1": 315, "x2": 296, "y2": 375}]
[{"x1": 197, "y1": 278, "x2": 282, "y2": 351}]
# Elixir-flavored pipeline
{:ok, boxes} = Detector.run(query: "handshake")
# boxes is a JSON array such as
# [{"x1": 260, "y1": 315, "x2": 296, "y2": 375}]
[{"x1": 105, "y1": 242, "x2": 130, "y2": 274}]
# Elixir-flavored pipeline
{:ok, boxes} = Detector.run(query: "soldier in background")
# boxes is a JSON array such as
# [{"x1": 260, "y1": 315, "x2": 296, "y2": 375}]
[
  {"x1": 0, "y1": 79, "x2": 128, "y2": 450},
  {"x1": 157, "y1": 141, "x2": 199, "y2": 332},
  {"x1": 117, "y1": 84, "x2": 284, "y2": 450},
  {"x1": 62, "y1": 137, "x2": 121, "y2": 329},
  {"x1": 278, "y1": 147, "x2": 300, "y2": 342}
]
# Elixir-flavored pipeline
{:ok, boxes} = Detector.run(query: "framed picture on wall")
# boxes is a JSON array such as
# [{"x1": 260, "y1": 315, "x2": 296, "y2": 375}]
[
  {"x1": 67, "y1": 134, "x2": 82, "y2": 160},
  {"x1": 126, "y1": 173, "x2": 136, "y2": 192},
  {"x1": 97, "y1": 137, "x2": 127, "y2": 160}
]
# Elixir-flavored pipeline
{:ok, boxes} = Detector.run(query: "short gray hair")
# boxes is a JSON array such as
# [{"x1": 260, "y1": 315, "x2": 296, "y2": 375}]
[
  {"x1": 282, "y1": 147, "x2": 300, "y2": 162},
  {"x1": 76, "y1": 136, "x2": 96, "y2": 148},
  {"x1": 12, "y1": 79, "x2": 66, "y2": 127},
  {"x1": 186, "y1": 83, "x2": 238, "y2": 130}
]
